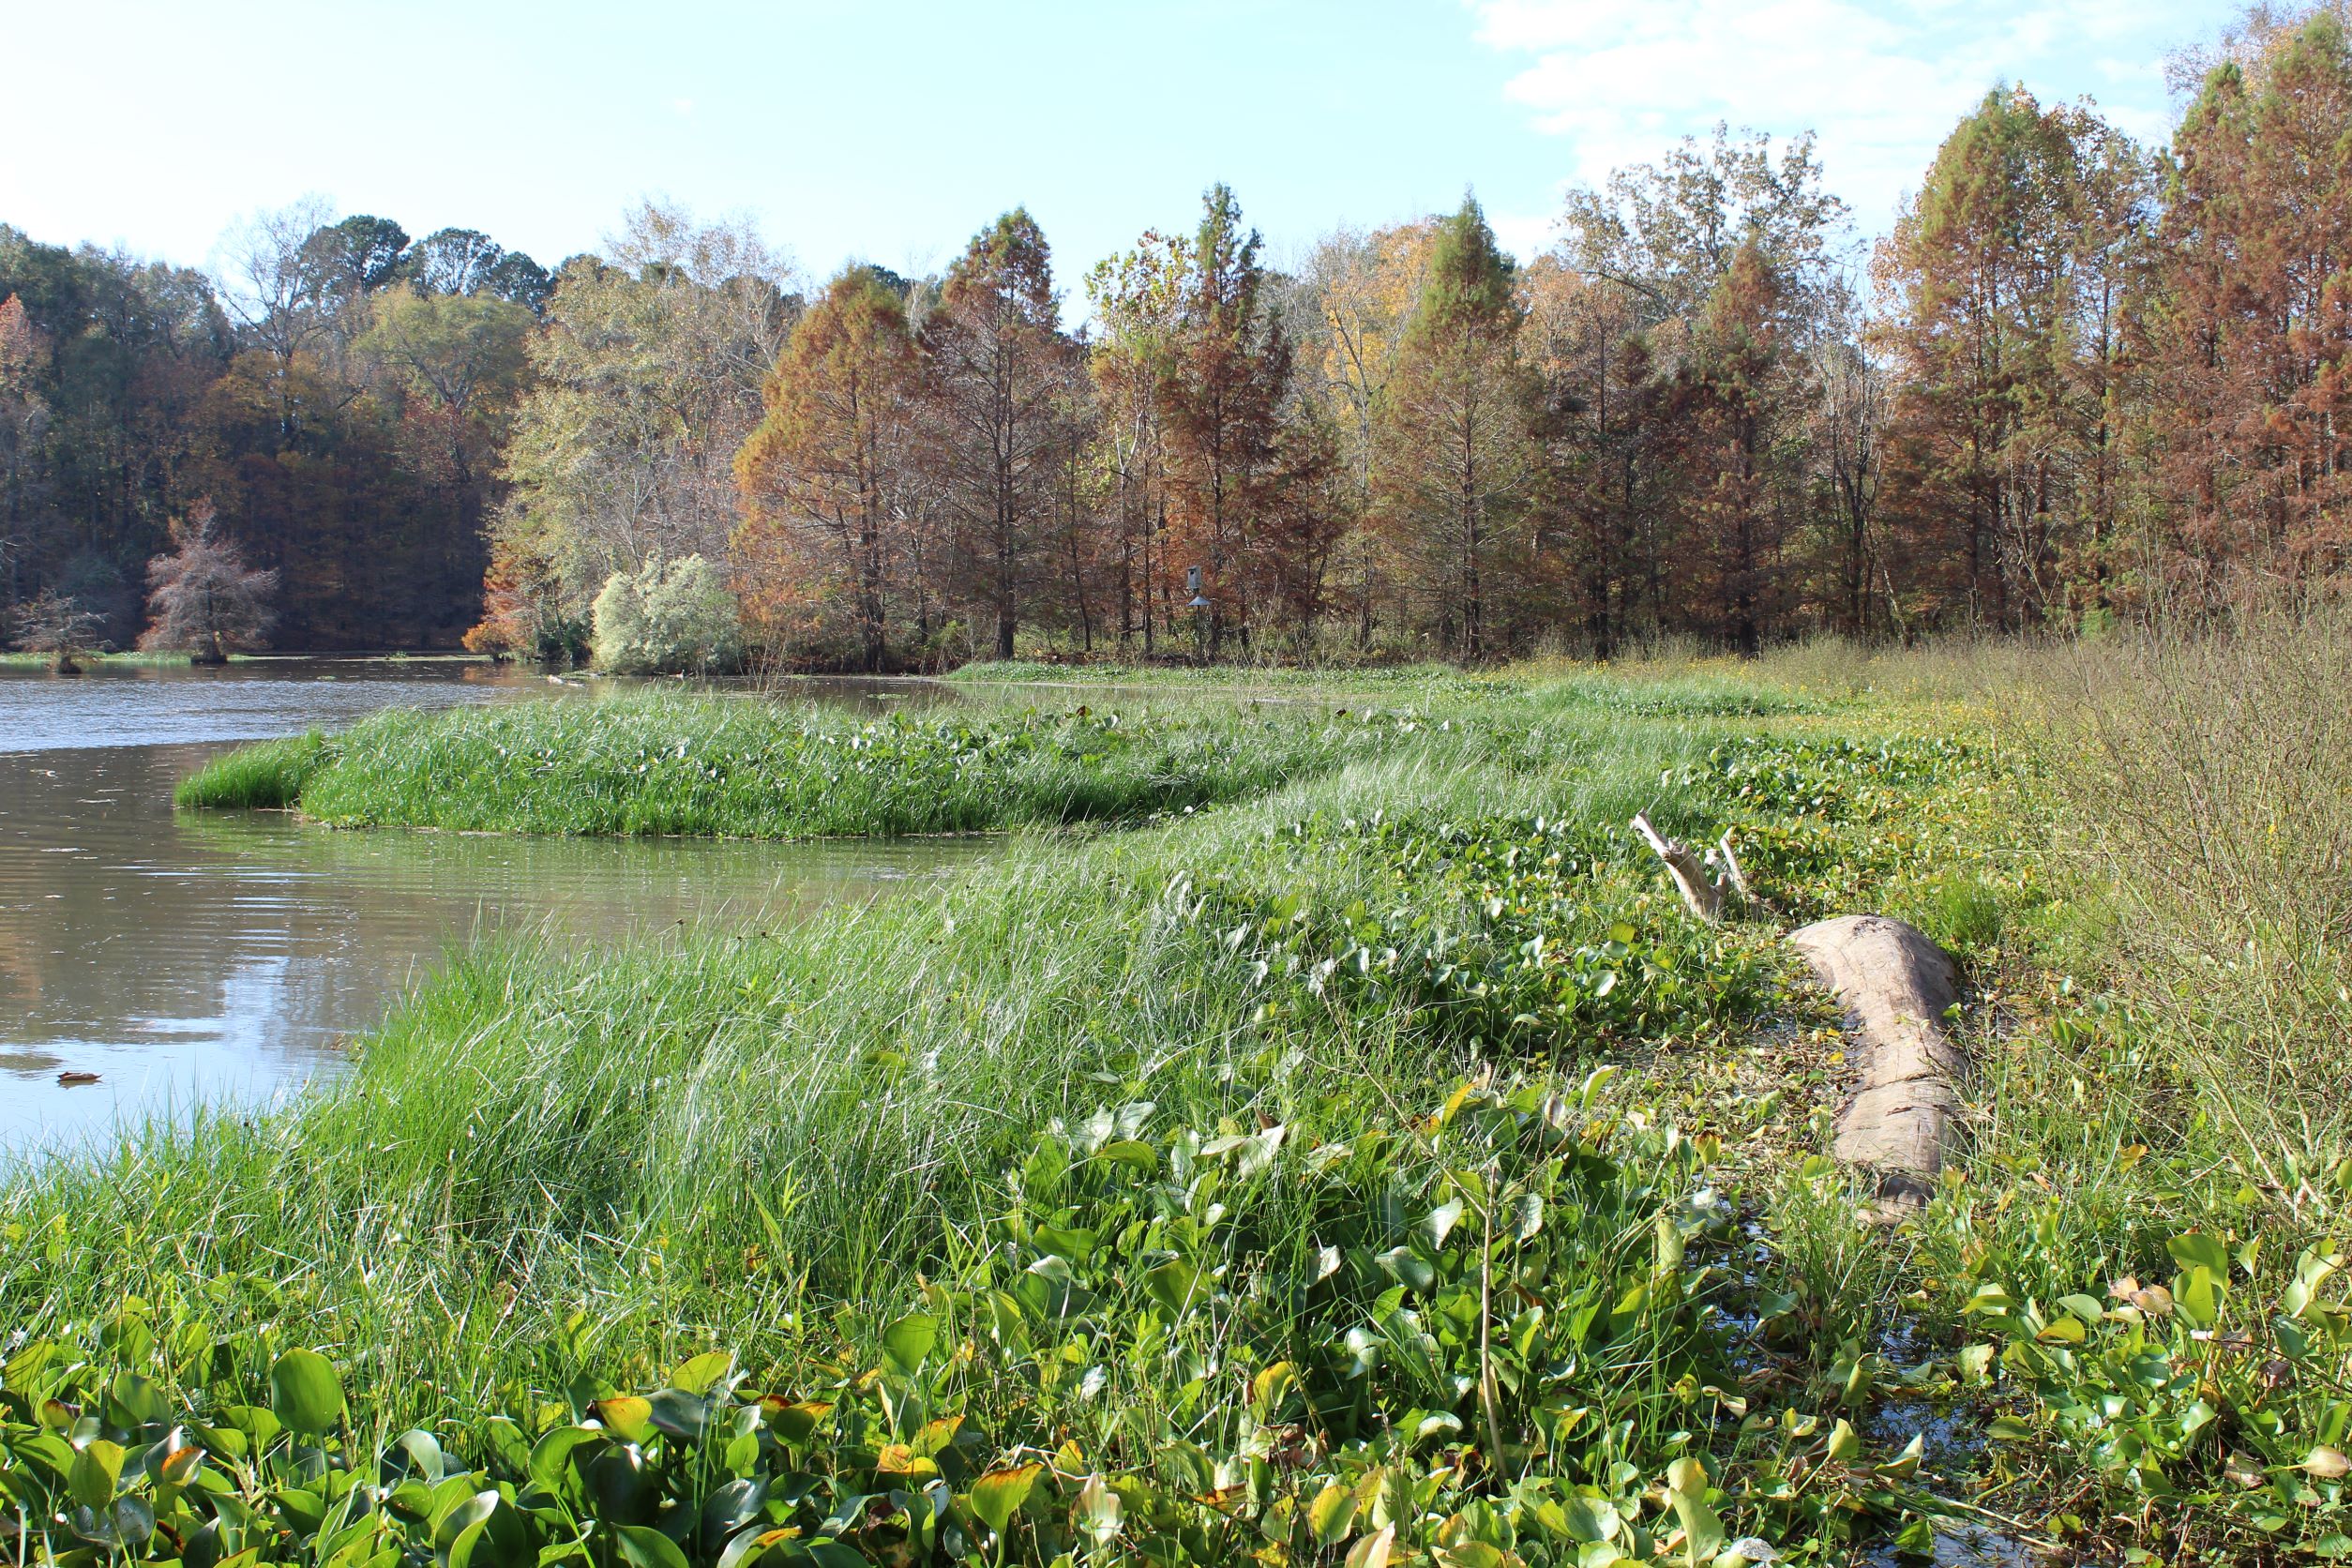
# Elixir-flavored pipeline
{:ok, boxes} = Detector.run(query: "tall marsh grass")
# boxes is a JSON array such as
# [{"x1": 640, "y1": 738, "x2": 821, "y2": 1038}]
[
  {"x1": 170, "y1": 729, "x2": 327, "y2": 808},
  {"x1": 2042, "y1": 607, "x2": 2352, "y2": 1198},
  {"x1": 176, "y1": 693, "x2": 1440, "y2": 837},
  {"x1": 10, "y1": 721, "x2": 1758, "y2": 1425}
]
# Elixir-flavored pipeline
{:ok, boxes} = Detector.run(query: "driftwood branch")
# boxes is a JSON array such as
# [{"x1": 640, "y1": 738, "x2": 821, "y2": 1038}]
[
  {"x1": 1630, "y1": 812, "x2": 1746, "y2": 923},
  {"x1": 1707, "y1": 830, "x2": 1755, "y2": 904}
]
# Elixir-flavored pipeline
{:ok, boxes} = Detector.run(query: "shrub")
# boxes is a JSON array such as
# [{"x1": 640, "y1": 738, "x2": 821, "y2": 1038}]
[
  {"x1": 591, "y1": 554, "x2": 742, "y2": 675},
  {"x1": 2047, "y1": 607, "x2": 2352, "y2": 1188}
]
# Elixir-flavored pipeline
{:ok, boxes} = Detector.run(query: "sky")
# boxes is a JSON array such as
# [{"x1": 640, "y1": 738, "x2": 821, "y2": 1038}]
[{"x1": 0, "y1": 0, "x2": 2238, "y2": 294}]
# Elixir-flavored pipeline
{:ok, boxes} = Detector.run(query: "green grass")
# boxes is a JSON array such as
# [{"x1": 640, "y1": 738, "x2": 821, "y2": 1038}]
[
  {"x1": 951, "y1": 656, "x2": 1852, "y2": 722},
  {"x1": 15, "y1": 672, "x2": 2039, "y2": 1562},
  {"x1": 176, "y1": 693, "x2": 1453, "y2": 837},
  {"x1": 19, "y1": 634, "x2": 2352, "y2": 1563},
  {"x1": 946, "y1": 657, "x2": 1513, "y2": 693},
  {"x1": 173, "y1": 729, "x2": 329, "y2": 808}
]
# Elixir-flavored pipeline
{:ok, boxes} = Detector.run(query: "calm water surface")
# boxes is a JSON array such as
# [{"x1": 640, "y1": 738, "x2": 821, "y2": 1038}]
[{"x1": 0, "y1": 659, "x2": 984, "y2": 1157}]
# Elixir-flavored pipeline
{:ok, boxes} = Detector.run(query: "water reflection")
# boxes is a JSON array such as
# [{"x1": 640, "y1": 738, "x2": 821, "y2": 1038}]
[{"x1": 0, "y1": 660, "x2": 987, "y2": 1158}]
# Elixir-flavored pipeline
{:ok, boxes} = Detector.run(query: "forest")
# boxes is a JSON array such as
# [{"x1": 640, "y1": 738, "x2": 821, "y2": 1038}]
[{"x1": 4, "y1": 4, "x2": 2349, "y2": 667}]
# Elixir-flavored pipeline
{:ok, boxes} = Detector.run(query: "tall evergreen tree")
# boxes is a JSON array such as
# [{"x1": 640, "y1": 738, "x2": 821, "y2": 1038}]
[
  {"x1": 919, "y1": 209, "x2": 1075, "y2": 660},
  {"x1": 1375, "y1": 196, "x2": 1533, "y2": 657}
]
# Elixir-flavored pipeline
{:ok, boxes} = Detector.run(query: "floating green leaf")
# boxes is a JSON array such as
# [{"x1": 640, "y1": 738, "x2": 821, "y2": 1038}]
[{"x1": 68, "y1": 1439, "x2": 125, "y2": 1509}]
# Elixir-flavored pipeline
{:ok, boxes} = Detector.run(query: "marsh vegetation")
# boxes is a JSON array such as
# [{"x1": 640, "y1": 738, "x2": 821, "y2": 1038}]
[{"x1": 7, "y1": 622, "x2": 2352, "y2": 1564}]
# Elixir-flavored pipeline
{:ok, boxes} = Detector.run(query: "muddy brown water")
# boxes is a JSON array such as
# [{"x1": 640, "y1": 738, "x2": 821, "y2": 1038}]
[{"x1": 0, "y1": 658, "x2": 988, "y2": 1159}]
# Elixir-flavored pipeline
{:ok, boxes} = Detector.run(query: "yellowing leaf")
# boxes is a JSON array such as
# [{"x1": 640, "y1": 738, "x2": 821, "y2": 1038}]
[
  {"x1": 594, "y1": 1396, "x2": 653, "y2": 1444},
  {"x1": 1308, "y1": 1481, "x2": 1358, "y2": 1546},
  {"x1": 771, "y1": 1400, "x2": 831, "y2": 1444},
  {"x1": 1250, "y1": 1361, "x2": 1297, "y2": 1414},
  {"x1": 1344, "y1": 1523, "x2": 1395, "y2": 1568},
  {"x1": 874, "y1": 1443, "x2": 937, "y2": 1478},
  {"x1": 968, "y1": 1462, "x2": 1042, "y2": 1535}
]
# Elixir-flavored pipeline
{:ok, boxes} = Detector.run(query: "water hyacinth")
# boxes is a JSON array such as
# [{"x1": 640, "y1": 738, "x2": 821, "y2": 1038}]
[{"x1": 0, "y1": 1072, "x2": 1933, "y2": 1565}]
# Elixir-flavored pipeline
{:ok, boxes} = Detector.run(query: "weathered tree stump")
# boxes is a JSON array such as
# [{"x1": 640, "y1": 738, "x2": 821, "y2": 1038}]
[{"x1": 1787, "y1": 914, "x2": 1963, "y2": 1220}]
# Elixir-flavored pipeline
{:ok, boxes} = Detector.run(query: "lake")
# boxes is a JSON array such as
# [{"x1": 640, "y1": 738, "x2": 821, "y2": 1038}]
[{"x1": 0, "y1": 658, "x2": 988, "y2": 1157}]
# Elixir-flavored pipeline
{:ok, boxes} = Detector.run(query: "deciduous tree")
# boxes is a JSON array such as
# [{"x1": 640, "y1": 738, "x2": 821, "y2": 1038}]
[
  {"x1": 736, "y1": 265, "x2": 922, "y2": 671},
  {"x1": 1085, "y1": 232, "x2": 1187, "y2": 653},
  {"x1": 1539, "y1": 128, "x2": 1847, "y2": 650},
  {"x1": 138, "y1": 500, "x2": 277, "y2": 663},
  {"x1": 0, "y1": 293, "x2": 50, "y2": 607},
  {"x1": 1670, "y1": 244, "x2": 1792, "y2": 654},
  {"x1": 360, "y1": 285, "x2": 534, "y2": 553},
  {"x1": 1875, "y1": 87, "x2": 2151, "y2": 628},
  {"x1": 1297, "y1": 221, "x2": 1434, "y2": 646},
  {"x1": 1375, "y1": 197, "x2": 1534, "y2": 656},
  {"x1": 2138, "y1": 8, "x2": 2352, "y2": 584},
  {"x1": 491, "y1": 203, "x2": 797, "y2": 637},
  {"x1": 14, "y1": 587, "x2": 104, "y2": 671},
  {"x1": 918, "y1": 208, "x2": 1076, "y2": 659},
  {"x1": 1157, "y1": 186, "x2": 1293, "y2": 656}
]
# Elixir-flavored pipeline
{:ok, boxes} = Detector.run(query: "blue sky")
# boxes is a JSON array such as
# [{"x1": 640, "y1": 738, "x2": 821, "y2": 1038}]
[{"x1": 2, "y1": 0, "x2": 2236, "y2": 290}]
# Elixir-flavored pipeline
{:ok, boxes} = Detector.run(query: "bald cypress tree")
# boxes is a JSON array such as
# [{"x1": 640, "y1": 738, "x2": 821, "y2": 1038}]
[
  {"x1": 139, "y1": 501, "x2": 278, "y2": 664},
  {"x1": 2141, "y1": 10, "x2": 2352, "y2": 583},
  {"x1": 1875, "y1": 87, "x2": 2149, "y2": 627},
  {"x1": 1375, "y1": 196, "x2": 1534, "y2": 657},
  {"x1": 737, "y1": 266, "x2": 920, "y2": 671},
  {"x1": 1158, "y1": 185, "x2": 1293, "y2": 657},
  {"x1": 919, "y1": 210, "x2": 1077, "y2": 660}
]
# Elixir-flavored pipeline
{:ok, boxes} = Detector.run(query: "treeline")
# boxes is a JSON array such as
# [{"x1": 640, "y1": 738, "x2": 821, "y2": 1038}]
[
  {"x1": 6, "y1": 3, "x2": 2350, "y2": 665},
  {"x1": 0, "y1": 207, "x2": 550, "y2": 648}
]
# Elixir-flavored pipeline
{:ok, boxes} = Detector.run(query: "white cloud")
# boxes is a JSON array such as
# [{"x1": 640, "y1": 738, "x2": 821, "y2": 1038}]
[
  {"x1": 1485, "y1": 206, "x2": 1557, "y2": 262},
  {"x1": 1469, "y1": 0, "x2": 2223, "y2": 236}
]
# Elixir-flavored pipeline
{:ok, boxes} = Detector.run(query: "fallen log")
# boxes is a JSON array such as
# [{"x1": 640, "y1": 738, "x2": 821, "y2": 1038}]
[
  {"x1": 1630, "y1": 822, "x2": 1968, "y2": 1215},
  {"x1": 1788, "y1": 914, "x2": 1963, "y2": 1220}
]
